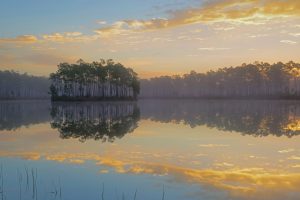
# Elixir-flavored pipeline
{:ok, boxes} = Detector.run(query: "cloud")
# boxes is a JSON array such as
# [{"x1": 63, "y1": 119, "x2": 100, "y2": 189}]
[
  {"x1": 198, "y1": 144, "x2": 230, "y2": 147},
  {"x1": 289, "y1": 33, "x2": 300, "y2": 37},
  {"x1": 95, "y1": 0, "x2": 300, "y2": 36},
  {"x1": 248, "y1": 34, "x2": 269, "y2": 38},
  {"x1": 278, "y1": 149, "x2": 295, "y2": 153},
  {"x1": 97, "y1": 20, "x2": 107, "y2": 25},
  {"x1": 280, "y1": 40, "x2": 297, "y2": 45},
  {"x1": 214, "y1": 26, "x2": 236, "y2": 31},
  {"x1": 198, "y1": 47, "x2": 231, "y2": 51},
  {"x1": 288, "y1": 156, "x2": 300, "y2": 160},
  {"x1": 42, "y1": 32, "x2": 98, "y2": 43},
  {"x1": 0, "y1": 35, "x2": 38, "y2": 44}
]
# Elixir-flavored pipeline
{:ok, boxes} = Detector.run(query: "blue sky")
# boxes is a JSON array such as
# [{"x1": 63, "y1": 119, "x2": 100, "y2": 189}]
[
  {"x1": 0, "y1": 0, "x2": 198, "y2": 36},
  {"x1": 0, "y1": 0, "x2": 299, "y2": 77}
]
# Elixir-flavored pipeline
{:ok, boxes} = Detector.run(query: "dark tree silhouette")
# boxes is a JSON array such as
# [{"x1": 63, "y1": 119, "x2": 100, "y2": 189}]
[
  {"x1": 49, "y1": 59, "x2": 140, "y2": 101},
  {"x1": 140, "y1": 61, "x2": 300, "y2": 99}
]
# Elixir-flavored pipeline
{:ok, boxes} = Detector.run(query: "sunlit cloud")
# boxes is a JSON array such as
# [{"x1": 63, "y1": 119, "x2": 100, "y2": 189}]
[
  {"x1": 248, "y1": 34, "x2": 269, "y2": 38},
  {"x1": 289, "y1": 33, "x2": 300, "y2": 37},
  {"x1": 198, "y1": 144, "x2": 230, "y2": 147},
  {"x1": 214, "y1": 26, "x2": 236, "y2": 31},
  {"x1": 42, "y1": 32, "x2": 99, "y2": 43},
  {"x1": 288, "y1": 156, "x2": 300, "y2": 160},
  {"x1": 278, "y1": 149, "x2": 295, "y2": 153},
  {"x1": 198, "y1": 47, "x2": 231, "y2": 51},
  {"x1": 95, "y1": 0, "x2": 300, "y2": 36},
  {"x1": 0, "y1": 35, "x2": 38, "y2": 44},
  {"x1": 280, "y1": 40, "x2": 297, "y2": 45}
]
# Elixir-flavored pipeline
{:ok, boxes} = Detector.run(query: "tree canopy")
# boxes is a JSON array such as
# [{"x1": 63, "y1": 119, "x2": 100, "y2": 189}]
[
  {"x1": 49, "y1": 59, "x2": 140, "y2": 101},
  {"x1": 140, "y1": 61, "x2": 300, "y2": 99}
]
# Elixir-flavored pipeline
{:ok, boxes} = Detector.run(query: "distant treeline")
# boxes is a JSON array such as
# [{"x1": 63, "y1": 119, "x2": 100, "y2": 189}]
[
  {"x1": 140, "y1": 61, "x2": 300, "y2": 99},
  {"x1": 50, "y1": 59, "x2": 140, "y2": 101},
  {"x1": 2, "y1": 61, "x2": 300, "y2": 100},
  {"x1": 0, "y1": 70, "x2": 50, "y2": 99}
]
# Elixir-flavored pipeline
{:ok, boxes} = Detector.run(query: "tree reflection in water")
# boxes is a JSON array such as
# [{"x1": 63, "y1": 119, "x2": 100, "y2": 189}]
[
  {"x1": 1, "y1": 100, "x2": 300, "y2": 138},
  {"x1": 0, "y1": 100, "x2": 50, "y2": 130},
  {"x1": 50, "y1": 102, "x2": 140, "y2": 142},
  {"x1": 139, "y1": 100, "x2": 300, "y2": 137}
]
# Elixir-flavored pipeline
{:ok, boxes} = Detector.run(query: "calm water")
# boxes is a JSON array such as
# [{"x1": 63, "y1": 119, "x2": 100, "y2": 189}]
[{"x1": 0, "y1": 100, "x2": 300, "y2": 200}]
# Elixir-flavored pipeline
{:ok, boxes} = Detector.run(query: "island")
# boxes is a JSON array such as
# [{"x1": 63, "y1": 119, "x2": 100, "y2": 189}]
[{"x1": 49, "y1": 59, "x2": 140, "y2": 101}]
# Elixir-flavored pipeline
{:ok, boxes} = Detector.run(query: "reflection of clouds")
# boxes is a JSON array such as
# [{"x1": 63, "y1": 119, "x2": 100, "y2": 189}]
[
  {"x1": 0, "y1": 151, "x2": 40, "y2": 160},
  {"x1": 1, "y1": 151, "x2": 300, "y2": 199}
]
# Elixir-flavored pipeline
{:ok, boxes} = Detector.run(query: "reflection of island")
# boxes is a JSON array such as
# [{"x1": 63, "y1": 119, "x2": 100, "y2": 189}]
[
  {"x1": 2, "y1": 100, "x2": 300, "y2": 138},
  {"x1": 139, "y1": 100, "x2": 300, "y2": 137},
  {"x1": 0, "y1": 100, "x2": 51, "y2": 130},
  {"x1": 50, "y1": 102, "x2": 140, "y2": 142}
]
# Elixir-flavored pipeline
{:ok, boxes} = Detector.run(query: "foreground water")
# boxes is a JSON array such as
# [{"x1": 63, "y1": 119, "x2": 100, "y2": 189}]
[{"x1": 0, "y1": 100, "x2": 300, "y2": 200}]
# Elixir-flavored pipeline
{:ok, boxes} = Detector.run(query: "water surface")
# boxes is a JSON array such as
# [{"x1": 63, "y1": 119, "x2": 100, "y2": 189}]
[{"x1": 0, "y1": 100, "x2": 300, "y2": 200}]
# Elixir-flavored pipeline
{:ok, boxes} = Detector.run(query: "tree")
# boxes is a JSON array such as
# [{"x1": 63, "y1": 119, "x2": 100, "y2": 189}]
[{"x1": 49, "y1": 59, "x2": 140, "y2": 101}]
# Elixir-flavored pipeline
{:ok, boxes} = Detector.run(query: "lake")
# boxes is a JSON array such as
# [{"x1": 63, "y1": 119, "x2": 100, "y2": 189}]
[{"x1": 0, "y1": 100, "x2": 300, "y2": 200}]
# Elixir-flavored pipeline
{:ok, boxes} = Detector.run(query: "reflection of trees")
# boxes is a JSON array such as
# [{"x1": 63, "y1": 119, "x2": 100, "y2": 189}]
[
  {"x1": 139, "y1": 100, "x2": 300, "y2": 137},
  {"x1": 50, "y1": 102, "x2": 140, "y2": 142},
  {"x1": 0, "y1": 101, "x2": 51, "y2": 130},
  {"x1": 2, "y1": 100, "x2": 300, "y2": 138}
]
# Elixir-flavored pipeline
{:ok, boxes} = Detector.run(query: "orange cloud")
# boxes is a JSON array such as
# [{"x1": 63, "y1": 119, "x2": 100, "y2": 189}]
[
  {"x1": 95, "y1": 0, "x2": 300, "y2": 36},
  {"x1": 0, "y1": 35, "x2": 38, "y2": 43},
  {"x1": 42, "y1": 32, "x2": 99, "y2": 43},
  {"x1": 0, "y1": 151, "x2": 40, "y2": 160}
]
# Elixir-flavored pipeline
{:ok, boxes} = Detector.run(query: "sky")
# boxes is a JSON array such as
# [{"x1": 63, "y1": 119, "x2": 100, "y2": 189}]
[{"x1": 0, "y1": 0, "x2": 300, "y2": 78}]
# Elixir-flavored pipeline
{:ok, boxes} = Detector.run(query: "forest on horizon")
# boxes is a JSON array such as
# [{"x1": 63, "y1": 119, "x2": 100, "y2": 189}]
[{"x1": 1, "y1": 61, "x2": 300, "y2": 99}]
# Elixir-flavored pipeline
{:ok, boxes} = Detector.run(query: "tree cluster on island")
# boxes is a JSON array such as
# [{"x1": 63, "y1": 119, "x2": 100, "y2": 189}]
[
  {"x1": 140, "y1": 61, "x2": 300, "y2": 99},
  {"x1": 49, "y1": 59, "x2": 140, "y2": 101}
]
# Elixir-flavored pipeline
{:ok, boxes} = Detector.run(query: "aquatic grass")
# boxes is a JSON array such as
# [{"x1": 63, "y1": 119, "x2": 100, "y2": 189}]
[
  {"x1": 101, "y1": 182, "x2": 104, "y2": 200},
  {"x1": 162, "y1": 185, "x2": 165, "y2": 200},
  {"x1": 0, "y1": 164, "x2": 3, "y2": 200},
  {"x1": 24, "y1": 166, "x2": 29, "y2": 192},
  {"x1": 0, "y1": 164, "x2": 170, "y2": 200},
  {"x1": 133, "y1": 189, "x2": 137, "y2": 200},
  {"x1": 17, "y1": 169, "x2": 22, "y2": 200}
]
